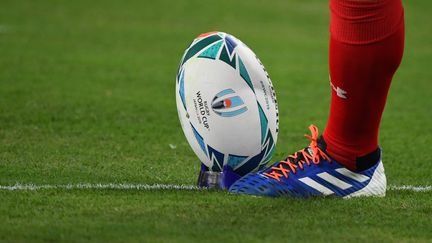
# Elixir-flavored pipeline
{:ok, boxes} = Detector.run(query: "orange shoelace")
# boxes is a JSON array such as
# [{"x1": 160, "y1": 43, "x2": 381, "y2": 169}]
[{"x1": 263, "y1": 125, "x2": 330, "y2": 181}]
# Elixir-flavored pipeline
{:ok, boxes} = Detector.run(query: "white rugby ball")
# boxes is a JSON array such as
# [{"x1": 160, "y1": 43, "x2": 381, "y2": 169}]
[{"x1": 176, "y1": 31, "x2": 279, "y2": 176}]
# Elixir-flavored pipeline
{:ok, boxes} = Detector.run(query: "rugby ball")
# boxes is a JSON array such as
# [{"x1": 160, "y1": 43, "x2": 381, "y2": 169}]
[{"x1": 176, "y1": 31, "x2": 279, "y2": 176}]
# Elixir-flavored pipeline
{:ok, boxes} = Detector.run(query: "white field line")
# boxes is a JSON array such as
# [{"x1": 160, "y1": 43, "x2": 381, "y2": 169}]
[
  {"x1": 0, "y1": 183, "x2": 430, "y2": 192},
  {"x1": 0, "y1": 183, "x2": 202, "y2": 191},
  {"x1": 388, "y1": 185, "x2": 432, "y2": 192}
]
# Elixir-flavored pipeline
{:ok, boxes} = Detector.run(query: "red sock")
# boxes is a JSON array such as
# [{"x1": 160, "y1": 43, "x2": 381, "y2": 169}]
[{"x1": 323, "y1": 0, "x2": 405, "y2": 171}]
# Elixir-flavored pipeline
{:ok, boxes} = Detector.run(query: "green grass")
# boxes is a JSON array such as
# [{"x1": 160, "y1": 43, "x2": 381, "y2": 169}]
[{"x1": 0, "y1": 0, "x2": 431, "y2": 242}]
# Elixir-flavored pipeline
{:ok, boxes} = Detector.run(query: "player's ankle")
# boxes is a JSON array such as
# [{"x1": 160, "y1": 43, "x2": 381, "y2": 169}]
[
  {"x1": 320, "y1": 135, "x2": 381, "y2": 172},
  {"x1": 355, "y1": 147, "x2": 381, "y2": 171}
]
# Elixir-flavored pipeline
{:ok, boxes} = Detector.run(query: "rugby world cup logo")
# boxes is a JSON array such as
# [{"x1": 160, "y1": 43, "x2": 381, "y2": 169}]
[{"x1": 211, "y1": 89, "x2": 247, "y2": 117}]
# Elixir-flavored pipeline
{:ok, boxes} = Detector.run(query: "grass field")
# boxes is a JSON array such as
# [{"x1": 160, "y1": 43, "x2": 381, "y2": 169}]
[{"x1": 1, "y1": 0, "x2": 431, "y2": 242}]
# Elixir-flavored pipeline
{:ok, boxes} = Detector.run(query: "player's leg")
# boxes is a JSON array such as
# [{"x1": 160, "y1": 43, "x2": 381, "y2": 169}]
[
  {"x1": 229, "y1": 0, "x2": 405, "y2": 198},
  {"x1": 323, "y1": 0, "x2": 405, "y2": 171}
]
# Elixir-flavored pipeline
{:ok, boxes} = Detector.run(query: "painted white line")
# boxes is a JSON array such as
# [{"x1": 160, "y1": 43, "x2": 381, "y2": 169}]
[
  {"x1": 388, "y1": 185, "x2": 432, "y2": 192},
  {"x1": 0, "y1": 183, "x2": 203, "y2": 191},
  {"x1": 0, "y1": 183, "x2": 430, "y2": 192}
]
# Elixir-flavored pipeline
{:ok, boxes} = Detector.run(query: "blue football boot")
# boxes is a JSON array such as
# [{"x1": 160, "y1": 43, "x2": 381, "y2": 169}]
[{"x1": 229, "y1": 125, "x2": 386, "y2": 198}]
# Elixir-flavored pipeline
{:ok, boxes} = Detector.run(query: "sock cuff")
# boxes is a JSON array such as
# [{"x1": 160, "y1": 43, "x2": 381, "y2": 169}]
[
  {"x1": 330, "y1": 0, "x2": 404, "y2": 45},
  {"x1": 322, "y1": 131, "x2": 379, "y2": 171}
]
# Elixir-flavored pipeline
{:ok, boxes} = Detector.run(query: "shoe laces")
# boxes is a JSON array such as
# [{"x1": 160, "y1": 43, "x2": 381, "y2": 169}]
[{"x1": 263, "y1": 125, "x2": 330, "y2": 181}]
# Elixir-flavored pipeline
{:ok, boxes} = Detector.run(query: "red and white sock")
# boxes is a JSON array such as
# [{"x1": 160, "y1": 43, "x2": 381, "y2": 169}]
[{"x1": 323, "y1": 0, "x2": 405, "y2": 171}]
